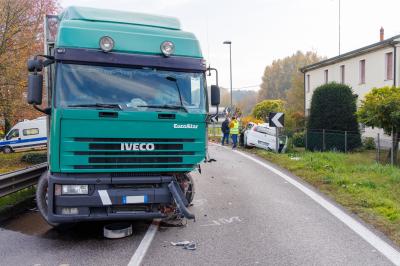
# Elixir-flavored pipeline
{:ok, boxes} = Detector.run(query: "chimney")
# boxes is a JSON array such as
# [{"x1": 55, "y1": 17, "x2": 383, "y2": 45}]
[{"x1": 380, "y1": 27, "x2": 384, "y2": 41}]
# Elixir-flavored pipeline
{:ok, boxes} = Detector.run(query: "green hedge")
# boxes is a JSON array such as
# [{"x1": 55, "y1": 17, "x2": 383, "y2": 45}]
[
  {"x1": 307, "y1": 82, "x2": 361, "y2": 151},
  {"x1": 362, "y1": 137, "x2": 376, "y2": 150},
  {"x1": 292, "y1": 132, "x2": 305, "y2": 147},
  {"x1": 20, "y1": 153, "x2": 47, "y2": 164}
]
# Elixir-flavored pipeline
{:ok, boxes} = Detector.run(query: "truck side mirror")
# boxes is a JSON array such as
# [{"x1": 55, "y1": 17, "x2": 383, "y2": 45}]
[
  {"x1": 210, "y1": 85, "x2": 220, "y2": 106},
  {"x1": 27, "y1": 73, "x2": 43, "y2": 105},
  {"x1": 27, "y1": 58, "x2": 43, "y2": 72}
]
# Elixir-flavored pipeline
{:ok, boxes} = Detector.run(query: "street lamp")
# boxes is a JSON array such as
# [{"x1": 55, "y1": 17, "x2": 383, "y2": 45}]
[{"x1": 223, "y1": 40, "x2": 233, "y2": 111}]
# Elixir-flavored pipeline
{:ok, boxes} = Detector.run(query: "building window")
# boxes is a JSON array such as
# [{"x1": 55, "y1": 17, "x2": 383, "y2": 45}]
[
  {"x1": 385, "y1": 52, "x2": 393, "y2": 80},
  {"x1": 340, "y1": 65, "x2": 345, "y2": 84},
  {"x1": 306, "y1": 74, "x2": 310, "y2": 92},
  {"x1": 359, "y1": 60, "x2": 366, "y2": 84},
  {"x1": 324, "y1": 69, "x2": 328, "y2": 84}
]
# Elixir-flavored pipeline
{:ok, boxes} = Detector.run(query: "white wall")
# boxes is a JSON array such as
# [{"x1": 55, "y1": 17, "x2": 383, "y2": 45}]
[{"x1": 304, "y1": 42, "x2": 400, "y2": 141}]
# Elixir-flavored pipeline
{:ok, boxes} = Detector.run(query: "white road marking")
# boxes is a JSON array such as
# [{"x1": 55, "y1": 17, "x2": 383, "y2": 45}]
[
  {"x1": 98, "y1": 190, "x2": 112, "y2": 205},
  {"x1": 201, "y1": 216, "x2": 242, "y2": 227},
  {"x1": 226, "y1": 146, "x2": 400, "y2": 265},
  {"x1": 127, "y1": 219, "x2": 160, "y2": 266}
]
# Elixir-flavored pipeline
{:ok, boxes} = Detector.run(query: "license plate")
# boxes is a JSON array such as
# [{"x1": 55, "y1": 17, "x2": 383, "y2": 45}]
[{"x1": 122, "y1": 195, "x2": 147, "y2": 204}]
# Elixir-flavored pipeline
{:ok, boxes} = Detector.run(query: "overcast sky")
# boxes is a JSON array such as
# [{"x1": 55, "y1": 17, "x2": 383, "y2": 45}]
[{"x1": 60, "y1": 0, "x2": 400, "y2": 90}]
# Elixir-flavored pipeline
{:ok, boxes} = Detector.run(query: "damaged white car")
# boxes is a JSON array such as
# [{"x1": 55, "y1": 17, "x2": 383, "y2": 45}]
[{"x1": 243, "y1": 122, "x2": 288, "y2": 153}]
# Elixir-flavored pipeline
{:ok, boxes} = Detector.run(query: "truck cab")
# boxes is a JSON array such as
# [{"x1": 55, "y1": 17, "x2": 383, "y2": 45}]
[{"x1": 26, "y1": 6, "x2": 220, "y2": 224}]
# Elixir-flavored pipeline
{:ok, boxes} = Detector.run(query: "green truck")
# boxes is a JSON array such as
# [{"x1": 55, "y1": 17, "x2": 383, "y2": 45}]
[{"x1": 26, "y1": 6, "x2": 220, "y2": 224}]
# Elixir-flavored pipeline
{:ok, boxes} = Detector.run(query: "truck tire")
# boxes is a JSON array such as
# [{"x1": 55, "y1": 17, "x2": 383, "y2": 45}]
[
  {"x1": 184, "y1": 173, "x2": 195, "y2": 204},
  {"x1": 177, "y1": 173, "x2": 195, "y2": 204},
  {"x1": 3, "y1": 146, "x2": 12, "y2": 154},
  {"x1": 36, "y1": 171, "x2": 58, "y2": 227}
]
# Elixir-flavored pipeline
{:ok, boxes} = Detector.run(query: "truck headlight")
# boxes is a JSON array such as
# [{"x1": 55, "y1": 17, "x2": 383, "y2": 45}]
[
  {"x1": 160, "y1": 41, "x2": 175, "y2": 57},
  {"x1": 99, "y1": 36, "x2": 114, "y2": 52},
  {"x1": 62, "y1": 185, "x2": 89, "y2": 195}
]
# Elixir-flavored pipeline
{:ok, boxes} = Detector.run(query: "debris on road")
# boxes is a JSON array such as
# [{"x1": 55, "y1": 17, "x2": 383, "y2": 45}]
[
  {"x1": 160, "y1": 219, "x2": 186, "y2": 228},
  {"x1": 171, "y1": 240, "x2": 191, "y2": 246},
  {"x1": 171, "y1": 240, "x2": 197, "y2": 250},
  {"x1": 183, "y1": 242, "x2": 197, "y2": 250},
  {"x1": 103, "y1": 223, "x2": 133, "y2": 239}
]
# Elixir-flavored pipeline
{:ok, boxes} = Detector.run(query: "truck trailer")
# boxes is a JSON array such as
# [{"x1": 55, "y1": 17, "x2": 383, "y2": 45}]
[{"x1": 26, "y1": 6, "x2": 220, "y2": 224}]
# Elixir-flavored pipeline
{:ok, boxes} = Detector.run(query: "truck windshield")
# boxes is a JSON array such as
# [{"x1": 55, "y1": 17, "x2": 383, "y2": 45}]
[{"x1": 55, "y1": 63, "x2": 206, "y2": 113}]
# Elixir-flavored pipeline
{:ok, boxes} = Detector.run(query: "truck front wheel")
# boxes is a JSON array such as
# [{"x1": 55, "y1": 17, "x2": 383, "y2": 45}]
[
  {"x1": 36, "y1": 171, "x2": 58, "y2": 226},
  {"x1": 176, "y1": 173, "x2": 195, "y2": 204}
]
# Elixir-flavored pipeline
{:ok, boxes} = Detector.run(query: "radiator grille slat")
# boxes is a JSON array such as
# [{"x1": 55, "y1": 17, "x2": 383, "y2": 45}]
[
  {"x1": 74, "y1": 164, "x2": 195, "y2": 169},
  {"x1": 89, "y1": 157, "x2": 182, "y2": 164},
  {"x1": 89, "y1": 143, "x2": 183, "y2": 150},
  {"x1": 75, "y1": 138, "x2": 194, "y2": 142}
]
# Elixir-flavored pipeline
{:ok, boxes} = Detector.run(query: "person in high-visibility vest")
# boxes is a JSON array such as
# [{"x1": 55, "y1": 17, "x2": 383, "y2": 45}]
[{"x1": 229, "y1": 116, "x2": 239, "y2": 148}]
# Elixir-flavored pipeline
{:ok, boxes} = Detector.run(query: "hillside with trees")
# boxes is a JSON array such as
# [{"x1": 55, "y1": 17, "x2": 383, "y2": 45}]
[
  {"x1": 258, "y1": 51, "x2": 324, "y2": 114},
  {"x1": 218, "y1": 87, "x2": 257, "y2": 115}
]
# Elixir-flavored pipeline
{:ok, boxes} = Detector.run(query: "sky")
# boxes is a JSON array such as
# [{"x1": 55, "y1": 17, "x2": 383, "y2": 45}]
[{"x1": 59, "y1": 0, "x2": 400, "y2": 91}]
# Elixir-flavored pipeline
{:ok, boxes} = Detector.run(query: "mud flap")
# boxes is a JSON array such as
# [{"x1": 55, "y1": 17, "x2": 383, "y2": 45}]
[{"x1": 168, "y1": 181, "x2": 195, "y2": 220}]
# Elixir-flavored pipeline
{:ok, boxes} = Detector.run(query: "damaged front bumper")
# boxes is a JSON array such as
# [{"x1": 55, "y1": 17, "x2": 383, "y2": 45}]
[{"x1": 47, "y1": 173, "x2": 195, "y2": 223}]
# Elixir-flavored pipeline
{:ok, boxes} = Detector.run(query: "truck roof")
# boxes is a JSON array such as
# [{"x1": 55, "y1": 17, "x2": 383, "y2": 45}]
[{"x1": 56, "y1": 6, "x2": 202, "y2": 58}]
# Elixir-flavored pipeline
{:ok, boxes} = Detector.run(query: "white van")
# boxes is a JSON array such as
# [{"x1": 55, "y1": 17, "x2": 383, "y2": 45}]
[{"x1": 0, "y1": 117, "x2": 47, "y2": 154}]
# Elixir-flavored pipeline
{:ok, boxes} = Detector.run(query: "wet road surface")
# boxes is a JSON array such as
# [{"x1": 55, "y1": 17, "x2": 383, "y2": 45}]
[{"x1": 0, "y1": 144, "x2": 399, "y2": 265}]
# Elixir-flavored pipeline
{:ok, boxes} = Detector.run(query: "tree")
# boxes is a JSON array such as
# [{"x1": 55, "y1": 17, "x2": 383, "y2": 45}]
[
  {"x1": 307, "y1": 82, "x2": 361, "y2": 151},
  {"x1": 258, "y1": 51, "x2": 323, "y2": 114},
  {"x1": 0, "y1": 0, "x2": 58, "y2": 132},
  {"x1": 358, "y1": 86, "x2": 400, "y2": 162},
  {"x1": 252, "y1": 99, "x2": 284, "y2": 121}
]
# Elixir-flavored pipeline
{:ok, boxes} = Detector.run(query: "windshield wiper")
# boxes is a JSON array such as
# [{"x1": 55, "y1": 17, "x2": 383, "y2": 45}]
[
  {"x1": 67, "y1": 103, "x2": 123, "y2": 110},
  {"x1": 137, "y1": 104, "x2": 188, "y2": 112}
]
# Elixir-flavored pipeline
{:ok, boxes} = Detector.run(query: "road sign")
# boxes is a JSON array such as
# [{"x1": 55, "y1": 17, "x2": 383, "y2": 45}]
[
  {"x1": 268, "y1": 112, "x2": 284, "y2": 128},
  {"x1": 211, "y1": 116, "x2": 218, "y2": 123}
]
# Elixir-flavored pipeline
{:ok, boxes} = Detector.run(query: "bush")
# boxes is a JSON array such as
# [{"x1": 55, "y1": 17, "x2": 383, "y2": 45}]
[
  {"x1": 20, "y1": 153, "x2": 47, "y2": 164},
  {"x1": 307, "y1": 82, "x2": 361, "y2": 151},
  {"x1": 363, "y1": 137, "x2": 376, "y2": 150},
  {"x1": 252, "y1": 99, "x2": 284, "y2": 121},
  {"x1": 292, "y1": 132, "x2": 305, "y2": 147}
]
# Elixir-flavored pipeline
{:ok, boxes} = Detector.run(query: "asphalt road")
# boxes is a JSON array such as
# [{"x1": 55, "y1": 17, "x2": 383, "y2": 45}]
[
  {"x1": 143, "y1": 144, "x2": 397, "y2": 266},
  {"x1": 0, "y1": 144, "x2": 398, "y2": 265}
]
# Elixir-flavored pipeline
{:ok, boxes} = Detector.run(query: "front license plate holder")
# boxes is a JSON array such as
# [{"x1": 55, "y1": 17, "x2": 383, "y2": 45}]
[{"x1": 122, "y1": 195, "x2": 147, "y2": 204}]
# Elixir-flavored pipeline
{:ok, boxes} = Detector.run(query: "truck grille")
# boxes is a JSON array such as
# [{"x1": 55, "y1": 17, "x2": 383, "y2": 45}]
[{"x1": 66, "y1": 137, "x2": 199, "y2": 171}]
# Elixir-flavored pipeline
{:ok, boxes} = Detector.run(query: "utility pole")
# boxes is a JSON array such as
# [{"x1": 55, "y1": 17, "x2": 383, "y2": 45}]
[
  {"x1": 223, "y1": 41, "x2": 233, "y2": 111},
  {"x1": 339, "y1": 0, "x2": 341, "y2": 55}
]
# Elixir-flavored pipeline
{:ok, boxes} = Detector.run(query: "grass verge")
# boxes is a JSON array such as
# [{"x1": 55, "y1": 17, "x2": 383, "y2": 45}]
[
  {"x1": 0, "y1": 151, "x2": 46, "y2": 174},
  {"x1": 0, "y1": 151, "x2": 45, "y2": 212},
  {"x1": 247, "y1": 148, "x2": 400, "y2": 246},
  {"x1": 0, "y1": 187, "x2": 36, "y2": 213}
]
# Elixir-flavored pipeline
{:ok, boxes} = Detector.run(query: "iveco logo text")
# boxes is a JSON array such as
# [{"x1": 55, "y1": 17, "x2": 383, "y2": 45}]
[
  {"x1": 173, "y1": 124, "x2": 198, "y2": 129},
  {"x1": 120, "y1": 143, "x2": 155, "y2": 151}
]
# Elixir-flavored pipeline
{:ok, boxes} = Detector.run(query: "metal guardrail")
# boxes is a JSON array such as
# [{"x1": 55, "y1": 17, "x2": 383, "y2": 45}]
[{"x1": 0, "y1": 163, "x2": 47, "y2": 198}]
